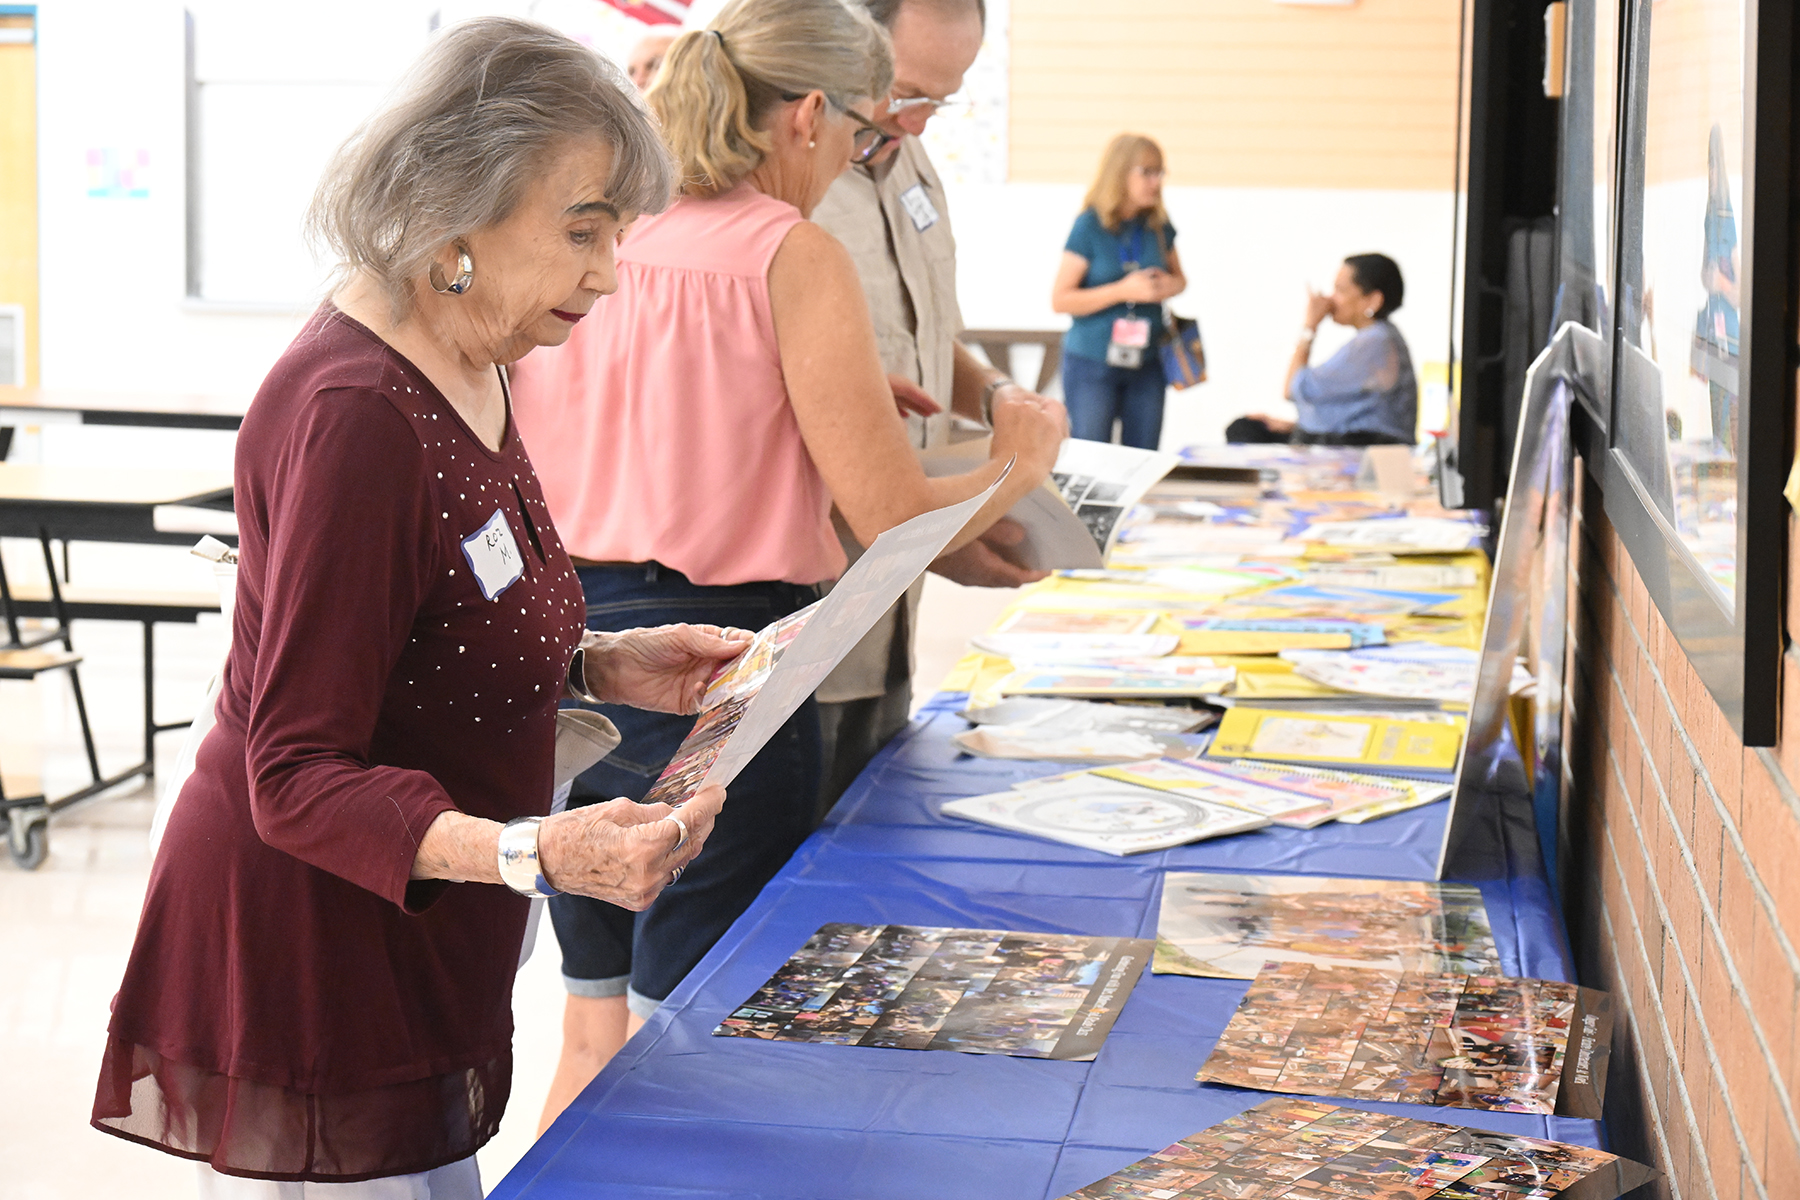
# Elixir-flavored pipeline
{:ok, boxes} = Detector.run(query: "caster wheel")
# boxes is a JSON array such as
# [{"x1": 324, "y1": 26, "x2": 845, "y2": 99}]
[{"x1": 7, "y1": 810, "x2": 48, "y2": 870}]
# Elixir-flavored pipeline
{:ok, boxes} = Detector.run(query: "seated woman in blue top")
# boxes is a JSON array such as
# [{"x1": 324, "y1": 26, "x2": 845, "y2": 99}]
[
  {"x1": 1232, "y1": 253, "x2": 1418, "y2": 447},
  {"x1": 1050, "y1": 133, "x2": 1186, "y2": 449}
]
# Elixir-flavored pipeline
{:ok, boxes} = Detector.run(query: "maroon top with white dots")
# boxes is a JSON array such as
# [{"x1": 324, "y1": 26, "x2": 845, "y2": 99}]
[{"x1": 92, "y1": 308, "x2": 586, "y2": 1181}]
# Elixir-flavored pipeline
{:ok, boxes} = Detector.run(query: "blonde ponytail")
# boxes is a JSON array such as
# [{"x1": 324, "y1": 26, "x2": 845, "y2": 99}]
[{"x1": 648, "y1": 0, "x2": 892, "y2": 197}]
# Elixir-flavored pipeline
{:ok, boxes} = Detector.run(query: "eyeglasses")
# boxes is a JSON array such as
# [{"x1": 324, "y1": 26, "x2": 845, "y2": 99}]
[
  {"x1": 782, "y1": 90, "x2": 894, "y2": 164},
  {"x1": 886, "y1": 94, "x2": 967, "y2": 118},
  {"x1": 1132, "y1": 166, "x2": 1167, "y2": 181},
  {"x1": 842, "y1": 107, "x2": 893, "y2": 163}
]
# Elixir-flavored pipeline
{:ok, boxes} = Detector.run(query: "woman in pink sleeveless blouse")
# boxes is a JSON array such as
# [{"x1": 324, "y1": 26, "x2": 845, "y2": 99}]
[{"x1": 510, "y1": 0, "x2": 1064, "y2": 1130}]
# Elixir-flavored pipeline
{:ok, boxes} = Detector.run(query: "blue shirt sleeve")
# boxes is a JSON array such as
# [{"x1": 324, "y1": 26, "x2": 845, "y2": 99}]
[
  {"x1": 1289, "y1": 324, "x2": 1418, "y2": 442},
  {"x1": 1064, "y1": 209, "x2": 1104, "y2": 262}
]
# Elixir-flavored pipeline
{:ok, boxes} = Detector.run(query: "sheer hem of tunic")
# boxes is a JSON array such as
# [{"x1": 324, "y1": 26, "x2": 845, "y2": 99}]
[{"x1": 90, "y1": 1038, "x2": 508, "y2": 1182}]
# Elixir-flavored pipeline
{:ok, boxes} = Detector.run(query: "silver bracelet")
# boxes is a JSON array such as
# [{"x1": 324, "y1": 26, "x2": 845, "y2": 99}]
[
  {"x1": 980, "y1": 376, "x2": 1013, "y2": 427},
  {"x1": 497, "y1": 816, "x2": 561, "y2": 898},
  {"x1": 1296, "y1": 326, "x2": 1316, "y2": 344},
  {"x1": 565, "y1": 645, "x2": 602, "y2": 705}
]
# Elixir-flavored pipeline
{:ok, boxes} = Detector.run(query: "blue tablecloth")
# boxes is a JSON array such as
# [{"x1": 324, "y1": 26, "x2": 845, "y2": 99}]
[{"x1": 491, "y1": 694, "x2": 1601, "y2": 1200}]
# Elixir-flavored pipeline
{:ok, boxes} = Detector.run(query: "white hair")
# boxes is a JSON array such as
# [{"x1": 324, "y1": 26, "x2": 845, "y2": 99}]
[{"x1": 307, "y1": 16, "x2": 676, "y2": 319}]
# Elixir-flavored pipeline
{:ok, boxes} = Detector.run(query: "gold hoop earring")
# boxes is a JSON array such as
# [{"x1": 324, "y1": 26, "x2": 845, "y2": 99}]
[{"x1": 429, "y1": 244, "x2": 475, "y2": 295}]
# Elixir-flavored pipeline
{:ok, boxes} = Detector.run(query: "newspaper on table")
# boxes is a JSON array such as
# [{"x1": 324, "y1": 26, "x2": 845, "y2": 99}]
[
  {"x1": 941, "y1": 777, "x2": 1267, "y2": 855},
  {"x1": 952, "y1": 696, "x2": 1210, "y2": 762},
  {"x1": 1152, "y1": 872, "x2": 1501, "y2": 979},
  {"x1": 641, "y1": 469, "x2": 1008, "y2": 806},
  {"x1": 715, "y1": 922, "x2": 1150, "y2": 1060},
  {"x1": 1060, "y1": 1097, "x2": 1656, "y2": 1200},
  {"x1": 923, "y1": 436, "x2": 1177, "y2": 569}
]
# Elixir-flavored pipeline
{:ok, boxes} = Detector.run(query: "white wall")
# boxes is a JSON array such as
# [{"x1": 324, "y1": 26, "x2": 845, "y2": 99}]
[
  {"x1": 30, "y1": 2, "x2": 1455, "y2": 456},
  {"x1": 945, "y1": 181, "x2": 1456, "y2": 450}
]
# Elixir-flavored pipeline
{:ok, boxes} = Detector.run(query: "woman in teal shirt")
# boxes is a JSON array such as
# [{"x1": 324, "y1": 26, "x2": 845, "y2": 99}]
[{"x1": 1051, "y1": 133, "x2": 1186, "y2": 449}]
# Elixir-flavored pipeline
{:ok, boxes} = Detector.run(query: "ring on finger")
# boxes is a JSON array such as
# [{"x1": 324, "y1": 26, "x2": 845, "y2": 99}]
[
  {"x1": 663, "y1": 814, "x2": 689, "y2": 851},
  {"x1": 670, "y1": 864, "x2": 685, "y2": 884}
]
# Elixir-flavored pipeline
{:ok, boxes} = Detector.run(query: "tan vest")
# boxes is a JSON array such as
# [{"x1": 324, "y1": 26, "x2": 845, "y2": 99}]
[{"x1": 813, "y1": 138, "x2": 965, "y2": 703}]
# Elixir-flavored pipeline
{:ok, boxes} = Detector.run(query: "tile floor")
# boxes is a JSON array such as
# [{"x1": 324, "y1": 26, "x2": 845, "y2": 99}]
[{"x1": 0, "y1": 565, "x2": 1012, "y2": 1198}]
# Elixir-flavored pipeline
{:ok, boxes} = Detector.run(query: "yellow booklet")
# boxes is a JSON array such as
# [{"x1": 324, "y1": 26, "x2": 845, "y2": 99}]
[{"x1": 1205, "y1": 706, "x2": 1464, "y2": 771}]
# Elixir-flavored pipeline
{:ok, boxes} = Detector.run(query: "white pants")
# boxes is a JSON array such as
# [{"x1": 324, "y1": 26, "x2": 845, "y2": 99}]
[{"x1": 196, "y1": 1157, "x2": 481, "y2": 1200}]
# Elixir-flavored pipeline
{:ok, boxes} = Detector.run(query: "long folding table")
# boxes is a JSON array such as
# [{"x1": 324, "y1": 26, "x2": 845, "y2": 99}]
[{"x1": 490, "y1": 692, "x2": 1603, "y2": 1200}]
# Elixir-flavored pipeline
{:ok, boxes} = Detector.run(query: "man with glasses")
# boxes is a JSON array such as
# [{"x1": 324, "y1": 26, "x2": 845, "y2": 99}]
[{"x1": 811, "y1": 0, "x2": 1068, "y2": 815}]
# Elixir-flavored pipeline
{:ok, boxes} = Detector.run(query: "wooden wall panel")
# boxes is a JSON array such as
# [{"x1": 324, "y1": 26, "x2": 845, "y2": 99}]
[{"x1": 1009, "y1": 0, "x2": 1462, "y2": 191}]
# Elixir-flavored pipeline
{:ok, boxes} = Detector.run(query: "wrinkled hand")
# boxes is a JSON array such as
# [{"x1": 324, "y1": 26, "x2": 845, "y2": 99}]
[
  {"x1": 1303, "y1": 286, "x2": 1333, "y2": 329},
  {"x1": 932, "y1": 518, "x2": 1047, "y2": 588},
  {"x1": 539, "y1": 784, "x2": 723, "y2": 909},
  {"x1": 889, "y1": 373, "x2": 942, "y2": 419},
  {"x1": 583, "y1": 625, "x2": 754, "y2": 714}
]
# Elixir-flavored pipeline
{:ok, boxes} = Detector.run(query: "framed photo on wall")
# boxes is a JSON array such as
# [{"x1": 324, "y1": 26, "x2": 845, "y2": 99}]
[{"x1": 1603, "y1": 0, "x2": 1794, "y2": 744}]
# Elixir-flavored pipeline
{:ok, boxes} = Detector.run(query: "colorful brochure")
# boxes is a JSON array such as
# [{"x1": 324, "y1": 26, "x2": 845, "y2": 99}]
[
  {"x1": 1198, "y1": 962, "x2": 1614, "y2": 1118},
  {"x1": 1221, "y1": 583, "x2": 1461, "y2": 618},
  {"x1": 970, "y1": 632, "x2": 1180, "y2": 662},
  {"x1": 1178, "y1": 616, "x2": 1387, "y2": 655},
  {"x1": 642, "y1": 471, "x2": 1007, "y2": 806},
  {"x1": 1206, "y1": 707, "x2": 1465, "y2": 771},
  {"x1": 1299, "y1": 515, "x2": 1484, "y2": 553},
  {"x1": 948, "y1": 726, "x2": 1170, "y2": 763},
  {"x1": 999, "y1": 658, "x2": 1237, "y2": 699},
  {"x1": 993, "y1": 608, "x2": 1158, "y2": 636},
  {"x1": 1091, "y1": 757, "x2": 1333, "y2": 823},
  {"x1": 941, "y1": 777, "x2": 1267, "y2": 854},
  {"x1": 1302, "y1": 562, "x2": 1482, "y2": 589},
  {"x1": 716, "y1": 923, "x2": 1150, "y2": 1060},
  {"x1": 1061, "y1": 1098, "x2": 1656, "y2": 1200},
  {"x1": 1198, "y1": 759, "x2": 1453, "y2": 826},
  {"x1": 1152, "y1": 872, "x2": 1501, "y2": 979}
]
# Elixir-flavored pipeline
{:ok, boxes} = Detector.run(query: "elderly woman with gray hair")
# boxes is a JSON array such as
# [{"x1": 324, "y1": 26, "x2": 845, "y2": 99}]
[{"x1": 89, "y1": 20, "x2": 734, "y2": 1197}]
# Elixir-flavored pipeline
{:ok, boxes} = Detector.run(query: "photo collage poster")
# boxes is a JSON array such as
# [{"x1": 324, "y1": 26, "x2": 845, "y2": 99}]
[
  {"x1": 640, "y1": 602, "x2": 817, "y2": 807},
  {"x1": 715, "y1": 923, "x2": 1151, "y2": 1061},
  {"x1": 1153, "y1": 873, "x2": 1503, "y2": 980},
  {"x1": 1197, "y1": 963, "x2": 1613, "y2": 1118},
  {"x1": 1061, "y1": 1097, "x2": 1655, "y2": 1200}
]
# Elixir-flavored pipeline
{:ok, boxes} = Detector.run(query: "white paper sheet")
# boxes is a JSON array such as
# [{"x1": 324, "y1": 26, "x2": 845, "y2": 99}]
[{"x1": 681, "y1": 469, "x2": 1009, "y2": 800}]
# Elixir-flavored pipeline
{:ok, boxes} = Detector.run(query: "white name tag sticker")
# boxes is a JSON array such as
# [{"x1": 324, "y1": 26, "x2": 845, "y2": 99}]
[
  {"x1": 461, "y1": 508, "x2": 525, "y2": 601},
  {"x1": 899, "y1": 183, "x2": 939, "y2": 232}
]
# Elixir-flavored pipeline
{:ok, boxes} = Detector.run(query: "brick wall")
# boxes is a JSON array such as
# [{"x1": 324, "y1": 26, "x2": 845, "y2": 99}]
[{"x1": 1564, "y1": 463, "x2": 1800, "y2": 1199}]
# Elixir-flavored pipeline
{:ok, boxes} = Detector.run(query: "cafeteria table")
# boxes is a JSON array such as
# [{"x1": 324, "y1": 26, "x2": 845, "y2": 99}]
[
  {"x1": 490, "y1": 692, "x2": 1606, "y2": 1200},
  {"x1": 0, "y1": 463, "x2": 235, "y2": 866},
  {"x1": 0, "y1": 384, "x2": 247, "y2": 432}
]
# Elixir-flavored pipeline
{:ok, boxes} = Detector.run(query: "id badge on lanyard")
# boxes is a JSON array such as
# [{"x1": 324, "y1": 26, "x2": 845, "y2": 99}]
[{"x1": 1106, "y1": 224, "x2": 1151, "y2": 369}]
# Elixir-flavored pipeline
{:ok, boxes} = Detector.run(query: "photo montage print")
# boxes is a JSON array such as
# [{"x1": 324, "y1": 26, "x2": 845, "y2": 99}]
[
  {"x1": 1197, "y1": 963, "x2": 1613, "y2": 1118},
  {"x1": 1061, "y1": 1097, "x2": 1655, "y2": 1200},
  {"x1": 715, "y1": 923, "x2": 1151, "y2": 1061}
]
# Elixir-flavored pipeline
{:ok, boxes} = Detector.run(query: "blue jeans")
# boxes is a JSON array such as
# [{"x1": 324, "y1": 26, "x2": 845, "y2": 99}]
[
  {"x1": 548, "y1": 563, "x2": 823, "y2": 1015},
  {"x1": 1062, "y1": 350, "x2": 1168, "y2": 449}
]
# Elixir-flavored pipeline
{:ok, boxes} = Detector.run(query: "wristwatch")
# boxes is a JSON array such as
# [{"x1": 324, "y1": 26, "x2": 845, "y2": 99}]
[
  {"x1": 980, "y1": 375, "x2": 1014, "y2": 427},
  {"x1": 498, "y1": 816, "x2": 561, "y2": 898}
]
